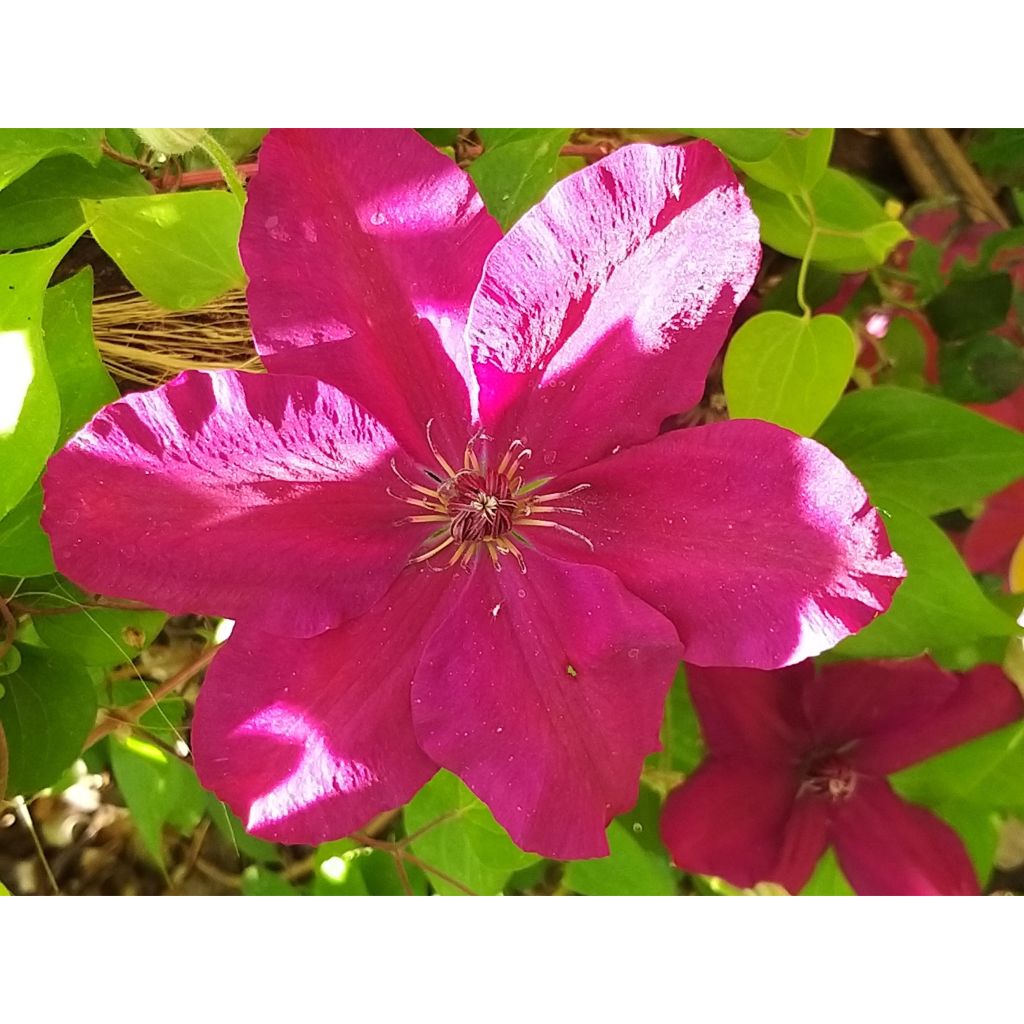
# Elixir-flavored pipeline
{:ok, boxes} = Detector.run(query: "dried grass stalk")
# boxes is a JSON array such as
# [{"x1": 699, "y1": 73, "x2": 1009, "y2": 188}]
[{"x1": 92, "y1": 291, "x2": 262, "y2": 387}]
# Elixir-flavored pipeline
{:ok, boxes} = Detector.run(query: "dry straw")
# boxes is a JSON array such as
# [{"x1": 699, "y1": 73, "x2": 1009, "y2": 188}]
[{"x1": 92, "y1": 290, "x2": 261, "y2": 387}]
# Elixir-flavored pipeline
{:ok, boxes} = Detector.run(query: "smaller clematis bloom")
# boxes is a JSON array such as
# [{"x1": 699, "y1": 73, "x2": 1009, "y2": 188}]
[
  {"x1": 661, "y1": 658, "x2": 1023, "y2": 894},
  {"x1": 44, "y1": 130, "x2": 904, "y2": 858}
]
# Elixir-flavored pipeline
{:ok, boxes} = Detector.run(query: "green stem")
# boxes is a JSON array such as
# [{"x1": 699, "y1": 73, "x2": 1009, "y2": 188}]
[
  {"x1": 198, "y1": 132, "x2": 247, "y2": 207},
  {"x1": 795, "y1": 190, "x2": 819, "y2": 320}
]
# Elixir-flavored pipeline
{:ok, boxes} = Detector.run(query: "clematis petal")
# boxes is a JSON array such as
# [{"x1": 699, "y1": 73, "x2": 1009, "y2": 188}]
[
  {"x1": 660, "y1": 759, "x2": 827, "y2": 893},
  {"x1": 191, "y1": 567, "x2": 456, "y2": 844},
  {"x1": 832, "y1": 778, "x2": 979, "y2": 895},
  {"x1": 537, "y1": 419, "x2": 905, "y2": 669},
  {"x1": 467, "y1": 140, "x2": 760, "y2": 476},
  {"x1": 411, "y1": 554, "x2": 682, "y2": 859},
  {"x1": 804, "y1": 659, "x2": 957, "y2": 754},
  {"x1": 851, "y1": 663, "x2": 1024, "y2": 775},
  {"x1": 241, "y1": 128, "x2": 502, "y2": 464},
  {"x1": 687, "y1": 664, "x2": 813, "y2": 760},
  {"x1": 43, "y1": 370, "x2": 417, "y2": 637}
]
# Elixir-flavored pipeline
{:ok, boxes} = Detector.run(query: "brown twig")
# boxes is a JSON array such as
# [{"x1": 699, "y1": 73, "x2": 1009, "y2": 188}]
[
  {"x1": 922, "y1": 128, "x2": 1009, "y2": 227},
  {"x1": 85, "y1": 645, "x2": 219, "y2": 749},
  {"x1": 0, "y1": 598, "x2": 15, "y2": 664}
]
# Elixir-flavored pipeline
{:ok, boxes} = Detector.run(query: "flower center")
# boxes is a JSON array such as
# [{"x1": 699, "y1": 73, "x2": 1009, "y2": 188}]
[
  {"x1": 389, "y1": 423, "x2": 592, "y2": 571},
  {"x1": 799, "y1": 753, "x2": 857, "y2": 803}
]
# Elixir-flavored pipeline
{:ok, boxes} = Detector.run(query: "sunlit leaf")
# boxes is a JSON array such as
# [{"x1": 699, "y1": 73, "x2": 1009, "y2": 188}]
[
  {"x1": 564, "y1": 820, "x2": 677, "y2": 896},
  {"x1": 735, "y1": 128, "x2": 833, "y2": 193},
  {"x1": 109, "y1": 735, "x2": 206, "y2": 870},
  {"x1": 0, "y1": 234, "x2": 80, "y2": 518},
  {"x1": 0, "y1": 154, "x2": 150, "y2": 250},
  {"x1": 83, "y1": 192, "x2": 245, "y2": 310},
  {"x1": 470, "y1": 129, "x2": 572, "y2": 230},
  {"x1": 724, "y1": 311, "x2": 855, "y2": 435},
  {"x1": 405, "y1": 770, "x2": 538, "y2": 895},
  {"x1": 829, "y1": 502, "x2": 1014, "y2": 660},
  {"x1": 0, "y1": 129, "x2": 103, "y2": 192}
]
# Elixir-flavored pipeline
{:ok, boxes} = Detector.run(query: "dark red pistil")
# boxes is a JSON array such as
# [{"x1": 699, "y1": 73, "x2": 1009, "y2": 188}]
[{"x1": 444, "y1": 470, "x2": 519, "y2": 542}]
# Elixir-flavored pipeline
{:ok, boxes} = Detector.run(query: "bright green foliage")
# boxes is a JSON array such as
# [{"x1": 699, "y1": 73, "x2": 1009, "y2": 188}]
[
  {"x1": 109, "y1": 735, "x2": 206, "y2": 870},
  {"x1": 564, "y1": 820, "x2": 677, "y2": 896},
  {"x1": 470, "y1": 128, "x2": 572, "y2": 230},
  {"x1": 734, "y1": 128, "x2": 833, "y2": 193},
  {"x1": 0, "y1": 129, "x2": 103, "y2": 192},
  {"x1": 34, "y1": 605, "x2": 166, "y2": 667},
  {"x1": 0, "y1": 234, "x2": 80, "y2": 519},
  {"x1": 724, "y1": 311, "x2": 855, "y2": 435},
  {"x1": 800, "y1": 850, "x2": 854, "y2": 895},
  {"x1": 43, "y1": 269, "x2": 118, "y2": 442},
  {"x1": 829, "y1": 503, "x2": 1014, "y2": 660},
  {"x1": 683, "y1": 129, "x2": 785, "y2": 163},
  {"x1": 748, "y1": 169, "x2": 908, "y2": 271},
  {"x1": 816, "y1": 387, "x2": 1024, "y2": 516},
  {"x1": 0, "y1": 485, "x2": 55, "y2": 576},
  {"x1": 0, "y1": 645, "x2": 96, "y2": 797},
  {"x1": 0, "y1": 155, "x2": 150, "y2": 250},
  {"x1": 83, "y1": 192, "x2": 245, "y2": 309},
  {"x1": 405, "y1": 770, "x2": 539, "y2": 895}
]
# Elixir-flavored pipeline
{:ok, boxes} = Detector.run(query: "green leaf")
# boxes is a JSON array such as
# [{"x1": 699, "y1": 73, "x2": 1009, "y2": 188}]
[
  {"x1": 647, "y1": 666, "x2": 702, "y2": 796},
  {"x1": 735, "y1": 129, "x2": 833, "y2": 193},
  {"x1": 184, "y1": 129, "x2": 268, "y2": 167},
  {"x1": 800, "y1": 849, "x2": 853, "y2": 895},
  {"x1": 417, "y1": 129, "x2": 459, "y2": 148},
  {"x1": 683, "y1": 129, "x2": 785, "y2": 163},
  {"x1": 35, "y1": 605, "x2": 166, "y2": 668},
  {"x1": 892, "y1": 719, "x2": 1024, "y2": 812},
  {"x1": 939, "y1": 333, "x2": 1024, "y2": 404},
  {"x1": 0, "y1": 155, "x2": 150, "y2": 250},
  {"x1": 109, "y1": 735, "x2": 206, "y2": 869},
  {"x1": 0, "y1": 234, "x2": 80, "y2": 518},
  {"x1": 748, "y1": 169, "x2": 908, "y2": 272},
  {"x1": 0, "y1": 645, "x2": 96, "y2": 797},
  {"x1": 241, "y1": 865, "x2": 302, "y2": 896},
  {"x1": 43, "y1": 269, "x2": 118, "y2": 442},
  {"x1": 968, "y1": 129, "x2": 1024, "y2": 186},
  {"x1": 876, "y1": 316, "x2": 927, "y2": 389},
  {"x1": 724, "y1": 312, "x2": 855, "y2": 435},
  {"x1": 925, "y1": 273, "x2": 1013, "y2": 342},
  {"x1": 563, "y1": 820, "x2": 677, "y2": 896},
  {"x1": 816, "y1": 387, "x2": 1024, "y2": 516},
  {"x1": 405, "y1": 770, "x2": 538, "y2": 895},
  {"x1": 83, "y1": 192, "x2": 245, "y2": 310},
  {"x1": 311, "y1": 839, "x2": 371, "y2": 895},
  {"x1": 0, "y1": 880, "x2": 9, "y2": 896},
  {"x1": 907, "y1": 238, "x2": 944, "y2": 303},
  {"x1": 0, "y1": 129, "x2": 103, "y2": 192},
  {"x1": 829, "y1": 503, "x2": 1014, "y2": 660},
  {"x1": 205, "y1": 794, "x2": 280, "y2": 865},
  {"x1": 0, "y1": 485, "x2": 55, "y2": 576},
  {"x1": 470, "y1": 129, "x2": 572, "y2": 230}
]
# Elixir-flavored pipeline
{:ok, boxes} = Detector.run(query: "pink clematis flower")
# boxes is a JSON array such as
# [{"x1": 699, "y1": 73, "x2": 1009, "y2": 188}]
[
  {"x1": 42, "y1": 130, "x2": 904, "y2": 857},
  {"x1": 661, "y1": 659, "x2": 1023, "y2": 893}
]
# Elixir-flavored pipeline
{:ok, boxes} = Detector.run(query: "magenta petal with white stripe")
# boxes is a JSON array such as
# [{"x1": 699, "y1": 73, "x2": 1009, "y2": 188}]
[
  {"x1": 43, "y1": 369, "x2": 415, "y2": 636},
  {"x1": 412, "y1": 554, "x2": 682, "y2": 858},
  {"x1": 242, "y1": 128, "x2": 502, "y2": 464},
  {"x1": 535, "y1": 419, "x2": 905, "y2": 668},
  {"x1": 191, "y1": 568, "x2": 455, "y2": 844},
  {"x1": 468, "y1": 140, "x2": 760, "y2": 476}
]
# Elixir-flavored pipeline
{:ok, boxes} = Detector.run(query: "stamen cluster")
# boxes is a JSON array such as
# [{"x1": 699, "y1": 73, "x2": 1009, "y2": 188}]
[{"x1": 391, "y1": 425, "x2": 590, "y2": 571}]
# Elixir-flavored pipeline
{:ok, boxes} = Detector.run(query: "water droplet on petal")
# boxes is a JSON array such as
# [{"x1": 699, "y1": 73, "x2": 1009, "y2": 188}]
[
  {"x1": 370, "y1": 211, "x2": 386, "y2": 226},
  {"x1": 627, "y1": 648, "x2": 640, "y2": 659}
]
